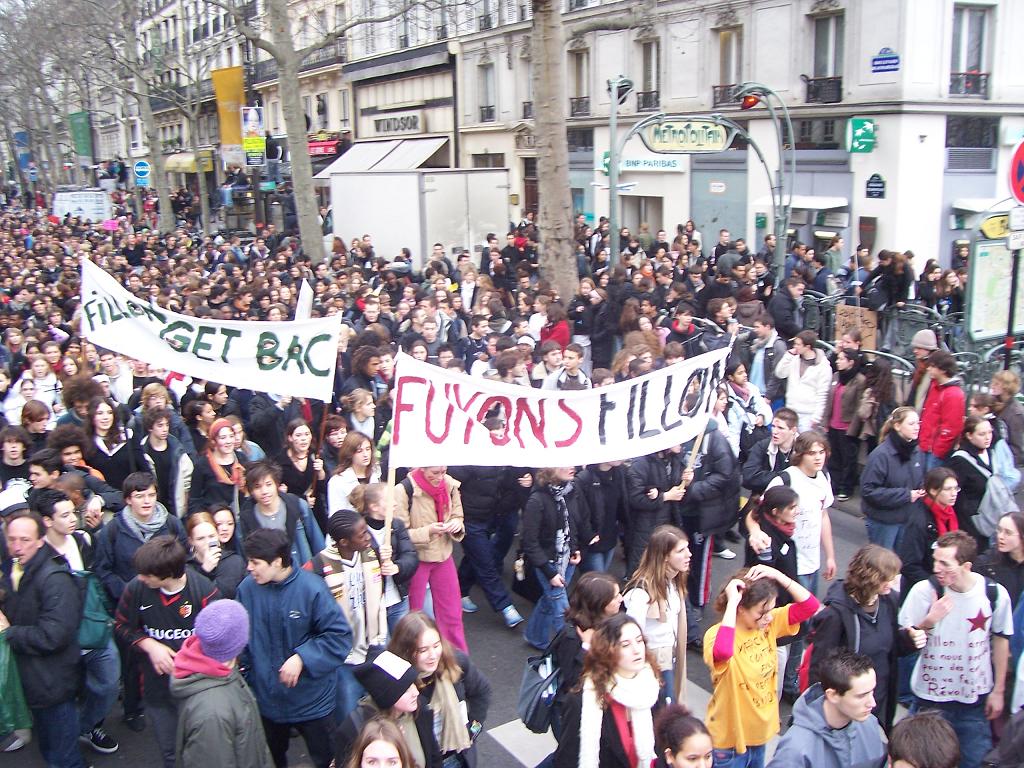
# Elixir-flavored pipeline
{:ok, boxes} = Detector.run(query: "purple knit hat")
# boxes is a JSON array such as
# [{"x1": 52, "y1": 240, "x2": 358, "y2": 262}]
[{"x1": 194, "y1": 600, "x2": 250, "y2": 662}]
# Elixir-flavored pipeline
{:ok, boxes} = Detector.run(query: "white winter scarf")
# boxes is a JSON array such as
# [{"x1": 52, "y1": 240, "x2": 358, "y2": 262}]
[{"x1": 578, "y1": 664, "x2": 659, "y2": 768}]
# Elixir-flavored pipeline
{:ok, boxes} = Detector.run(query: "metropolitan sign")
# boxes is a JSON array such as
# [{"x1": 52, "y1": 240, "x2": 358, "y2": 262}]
[{"x1": 639, "y1": 119, "x2": 735, "y2": 154}]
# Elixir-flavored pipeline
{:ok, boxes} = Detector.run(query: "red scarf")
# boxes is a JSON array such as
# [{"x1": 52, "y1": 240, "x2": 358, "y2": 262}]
[
  {"x1": 923, "y1": 496, "x2": 958, "y2": 535},
  {"x1": 410, "y1": 469, "x2": 450, "y2": 522},
  {"x1": 765, "y1": 515, "x2": 797, "y2": 539},
  {"x1": 607, "y1": 699, "x2": 638, "y2": 768}
]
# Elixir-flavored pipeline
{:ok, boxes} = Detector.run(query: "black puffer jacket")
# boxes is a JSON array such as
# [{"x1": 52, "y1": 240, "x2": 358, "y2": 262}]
[
  {"x1": 448, "y1": 465, "x2": 528, "y2": 525},
  {"x1": 806, "y1": 580, "x2": 914, "y2": 731},
  {"x1": 521, "y1": 483, "x2": 589, "y2": 580},
  {"x1": 627, "y1": 451, "x2": 683, "y2": 541},
  {"x1": 895, "y1": 500, "x2": 941, "y2": 590},
  {"x1": 577, "y1": 464, "x2": 629, "y2": 555},
  {"x1": 741, "y1": 436, "x2": 791, "y2": 495},
  {"x1": 1, "y1": 543, "x2": 82, "y2": 708},
  {"x1": 678, "y1": 425, "x2": 739, "y2": 535},
  {"x1": 977, "y1": 549, "x2": 1024, "y2": 610},
  {"x1": 418, "y1": 650, "x2": 493, "y2": 768}
]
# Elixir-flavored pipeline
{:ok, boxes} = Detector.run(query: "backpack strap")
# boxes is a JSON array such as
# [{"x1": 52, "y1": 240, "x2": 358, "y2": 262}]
[
  {"x1": 930, "y1": 574, "x2": 1000, "y2": 615},
  {"x1": 401, "y1": 476, "x2": 414, "y2": 511},
  {"x1": 951, "y1": 450, "x2": 992, "y2": 479}
]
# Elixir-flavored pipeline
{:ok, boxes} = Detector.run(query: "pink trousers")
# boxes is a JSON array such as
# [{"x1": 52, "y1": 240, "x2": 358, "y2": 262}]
[{"x1": 408, "y1": 556, "x2": 468, "y2": 652}]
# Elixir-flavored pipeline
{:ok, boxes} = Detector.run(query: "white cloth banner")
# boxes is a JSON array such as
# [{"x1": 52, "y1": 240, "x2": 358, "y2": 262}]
[
  {"x1": 79, "y1": 259, "x2": 340, "y2": 401},
  {"x1": 390, "y1": 346, "x2": 731, "y2": 468}
]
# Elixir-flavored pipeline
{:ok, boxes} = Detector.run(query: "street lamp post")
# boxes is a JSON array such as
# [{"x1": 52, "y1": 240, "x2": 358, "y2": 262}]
[
  {"x1": 607, "y1": 75, "x2": 633, "y2": 257},
  {"x1": 735, "y1": 82, "x2": 795, "y2": 287}
]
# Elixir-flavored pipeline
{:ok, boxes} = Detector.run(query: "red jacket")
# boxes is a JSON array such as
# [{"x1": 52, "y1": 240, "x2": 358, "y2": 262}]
[
  {"x1": 540, "y1": 320, "x2": 571, "y2": 350},
  {"x1": 919, "y1": 377, "x2": 965, "y2": 459}
]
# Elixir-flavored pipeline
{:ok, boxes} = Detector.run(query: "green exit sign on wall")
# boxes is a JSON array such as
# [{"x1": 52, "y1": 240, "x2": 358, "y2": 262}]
[{"x1": 847, "y1": 118, "x2": 877, "y2": 153}]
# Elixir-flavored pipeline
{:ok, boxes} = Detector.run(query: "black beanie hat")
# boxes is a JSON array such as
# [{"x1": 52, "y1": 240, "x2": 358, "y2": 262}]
[{"x1": 354, "y1": 651, "x2": 419, "y2": 709}]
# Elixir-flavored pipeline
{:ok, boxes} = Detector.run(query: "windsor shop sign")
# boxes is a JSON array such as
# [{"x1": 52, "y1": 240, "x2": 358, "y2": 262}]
[
  {"x1": 390, "y1": 345, "x2": 731, "y2": 468},
  {"x1": 80, "y1": 259, "x2": 340, "y2": 401}
]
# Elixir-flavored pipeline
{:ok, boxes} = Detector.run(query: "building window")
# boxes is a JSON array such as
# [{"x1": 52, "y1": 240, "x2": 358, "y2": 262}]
[
  {"x1": 570, "y1": 50, "x2": 589, "y2": 97},
  {"x1": 302, "y1": 95, "x2": 313, "y2": 130},
  {"x1": 638, "y1": 40, "x2": 660, "y2": 110},
  {"x1": 950, "y1": 5, "x2": 989, "y2": 96},
  {"x1": 478, "y1": 63, "x2": 496, "y2": 122},
  {"x1": 567, "y1": 128, "x2": 593, "y2": 152},
  {"x1": 813, "y1": 14, "x2": 844, "y2": 77},
  {"x1": 718, "y1": 28, "x2": 742, "y2": 85},
  {"x1": 945, "y1": 116, "x2": 998, "y2": 148},
  {"x1": 951, "y1": 5, "x2": 987, "y2": 74},
  {"x1": 472, "y1": 153, "x2": 505, "y2": 168},
  {"x1": 338, "y1": 88, "x2": 350, "y2": 129},
  {"x1": 316, "y1": 93, "x2": 329, "y2": 129},
  {"x1": 271, "y1": 100, "x2": 281, "y2": 133},
  {"x1": 792, "y1": 118, "x2": 843, "y2": 150}
]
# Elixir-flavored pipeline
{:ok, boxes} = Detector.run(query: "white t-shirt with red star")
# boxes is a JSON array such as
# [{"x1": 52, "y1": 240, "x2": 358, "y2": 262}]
[{"x1": 899, "y1": 571, "x2": 1013, "y2": 704}]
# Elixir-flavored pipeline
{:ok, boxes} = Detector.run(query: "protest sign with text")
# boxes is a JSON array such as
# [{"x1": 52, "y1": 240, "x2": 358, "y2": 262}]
[
  {"x1": 80, "y1": 259, "x2": 340, "y2": 401},
  {"x1": 390, "y1": 346, "x2": 731, "y2": 468}
]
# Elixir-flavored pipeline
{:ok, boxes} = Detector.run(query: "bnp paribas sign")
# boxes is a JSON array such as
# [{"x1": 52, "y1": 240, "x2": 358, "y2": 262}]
[{"x1": 639, "y1": 119, "x2": 736, "y2": 154}]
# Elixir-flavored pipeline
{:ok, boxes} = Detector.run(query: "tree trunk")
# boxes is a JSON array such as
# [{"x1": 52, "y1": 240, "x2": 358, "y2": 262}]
[
  {"x1": 136, "y1": 88, "x2": 175, "y2": 232},
  {"x1": 119, "y1": 2, "x2": 174, "y2": 233},
  {"x1": 532, "y1": 0, "x2": 577, "y2": 304},
  {"x1": 187, "y1": 116, "x2": 210, "y2": 236},
  {"x1": 265, "y1": 0, "x2": 325, "y2": 263}
]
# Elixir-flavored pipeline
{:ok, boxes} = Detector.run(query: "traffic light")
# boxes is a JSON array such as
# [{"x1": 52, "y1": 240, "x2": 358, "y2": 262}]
[
  {"x1": 740, "y1": 94, "x2": 761, "y2": 110},
  {"x1": 608, "y1": 77, "x2": 634, "y2": 105}
]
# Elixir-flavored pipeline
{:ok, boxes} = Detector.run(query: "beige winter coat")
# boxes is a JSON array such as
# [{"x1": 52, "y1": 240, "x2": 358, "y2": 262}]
[{"x1": 393, "y1": 475, "x2": 465, "y2": 563}]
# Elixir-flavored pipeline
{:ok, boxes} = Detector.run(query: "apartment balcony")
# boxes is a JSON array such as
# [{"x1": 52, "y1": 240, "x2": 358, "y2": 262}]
[
  {"x1": 949, "y1": 72, "x2": 989, "y2": 98},
  {"x1": 299, "y1": 38, "x2": 347, "y2": 73},
  {"x1": 253, "y1": 57, "x2": 278, "y2": 84},
  {"x1": 569, "y1": 96, "x2": 590, "y2": 116},
  {"x1": 478, "y1": 13, "x2": 493, "y2": 31},
  {"x1": 712, "y1": 84, "x2": 740, "y2": 108},
  {"x1": 637, "y1": 90, "x2": 659, "y2": 111},
  {"x1": 804, "y1": 75, "x2": 842, "y2": 104},
  {"x1": 522, "y1": 101, "x2": 533, "y2": 119},
  {"x1": 480, "y1": 105, "x2": 496, "y2": 122},
  {"x1": 240, "y1": 0, "x2": 258, "y2": 21}
]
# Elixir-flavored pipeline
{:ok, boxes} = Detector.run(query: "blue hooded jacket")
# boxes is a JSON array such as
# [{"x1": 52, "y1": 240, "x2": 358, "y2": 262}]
[{"x1": 237, "y1": 566, "x2": 351, "y2": 723}]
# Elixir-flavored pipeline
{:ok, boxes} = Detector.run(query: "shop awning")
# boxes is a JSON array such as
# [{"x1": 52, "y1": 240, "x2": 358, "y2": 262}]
[
  {"x1": 373, "y1": 137, "x2": 447, "y2": 170},
  {"x1": 313, "y1": 137, "x2": 449, "y2": 178},
  {"x1": 952, "y1": 197, "x2": 1012, "y2": 214},
  {"x1": 753, "y1": 194, "x2": 848, "y2": 210},
  {"x1": 308, "y1": 140, "x2": 341, "y2": 157},
  {"x1": 163, "y1": 153, "x2": 213, "y2": 173}
]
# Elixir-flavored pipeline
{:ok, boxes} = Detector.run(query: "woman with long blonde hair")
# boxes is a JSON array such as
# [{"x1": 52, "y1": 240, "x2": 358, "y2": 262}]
[{"x1": 624, "y1": 525, "x2": 690, "y2": 703}]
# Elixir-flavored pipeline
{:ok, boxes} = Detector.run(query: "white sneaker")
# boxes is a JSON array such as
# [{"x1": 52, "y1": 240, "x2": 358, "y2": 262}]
[{"x1": 714, "y1": 547, "x2": 737, "y2": 560}]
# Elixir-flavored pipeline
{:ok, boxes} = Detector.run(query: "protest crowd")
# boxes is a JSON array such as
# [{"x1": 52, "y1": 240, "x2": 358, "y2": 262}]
[{"x1": 0, "y1": 194, "x2": 1017, "y2": 768}]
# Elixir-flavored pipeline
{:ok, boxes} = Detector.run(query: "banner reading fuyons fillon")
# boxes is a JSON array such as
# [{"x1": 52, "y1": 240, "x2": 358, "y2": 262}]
[{"x1": 389, "y1": 346, "x2": 731, "y2": 468}]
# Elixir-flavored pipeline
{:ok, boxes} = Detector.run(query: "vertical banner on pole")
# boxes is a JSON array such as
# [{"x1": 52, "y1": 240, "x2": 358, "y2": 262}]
[{"x1": 212, "y1": 67, "x2": 246, "y2": 167}]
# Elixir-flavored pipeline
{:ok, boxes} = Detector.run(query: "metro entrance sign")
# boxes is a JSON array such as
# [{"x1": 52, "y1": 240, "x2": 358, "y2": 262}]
[{"x1": 638, "y1": 119, "x2": 736, "y2": 154}]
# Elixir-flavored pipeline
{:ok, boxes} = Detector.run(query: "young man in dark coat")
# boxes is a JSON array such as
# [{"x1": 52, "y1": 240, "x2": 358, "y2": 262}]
[{"x1": 1, "y1": 510, "x2": 86, "y2": 768}]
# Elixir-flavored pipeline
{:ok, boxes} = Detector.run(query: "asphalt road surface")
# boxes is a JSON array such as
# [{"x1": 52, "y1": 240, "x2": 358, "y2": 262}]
[{"x1": 5, "y1": 499, "x2": 870, "y2": 768}]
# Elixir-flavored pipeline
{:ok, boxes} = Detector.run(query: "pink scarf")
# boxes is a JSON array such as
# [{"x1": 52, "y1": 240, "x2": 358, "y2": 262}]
[{"x1": 410, "y1": 469, "x2": 450, "y2": 522}]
